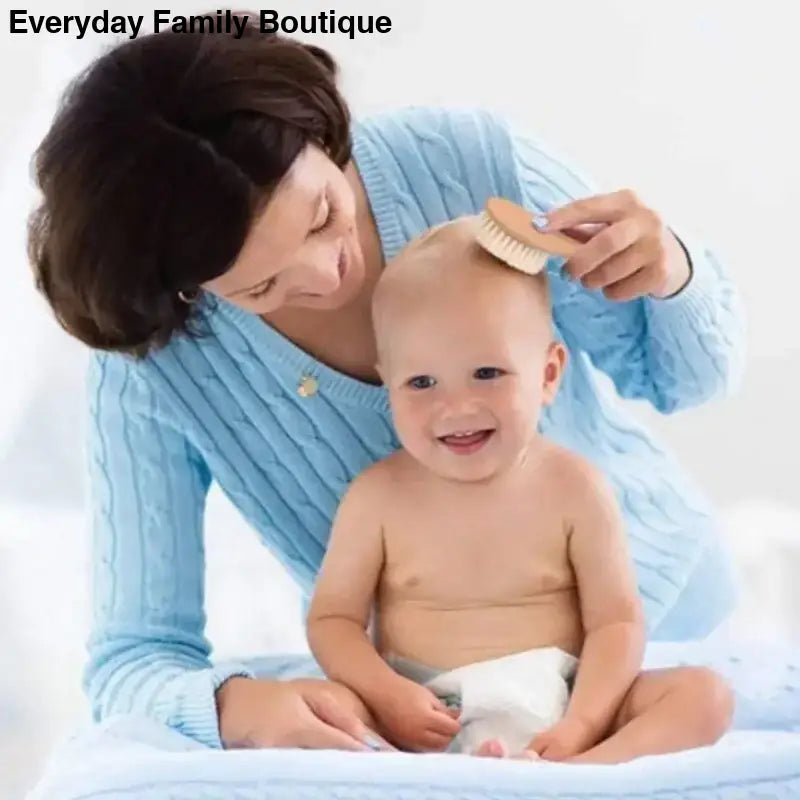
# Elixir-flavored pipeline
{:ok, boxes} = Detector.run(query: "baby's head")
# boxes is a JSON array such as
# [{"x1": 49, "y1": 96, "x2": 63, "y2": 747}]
[{"x1": 373, "y1": 217, "x2": 567, "y2": 482}]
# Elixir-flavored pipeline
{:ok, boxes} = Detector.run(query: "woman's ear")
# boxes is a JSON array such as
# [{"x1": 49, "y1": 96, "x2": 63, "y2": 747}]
[{"x1": 542, "y1": 341, "x2": 567, "y2": 405}]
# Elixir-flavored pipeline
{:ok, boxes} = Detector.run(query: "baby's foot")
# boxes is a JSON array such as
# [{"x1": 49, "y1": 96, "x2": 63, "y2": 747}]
[{"x1": 474, "y1": 739, "x2": 508, "y2": 758}]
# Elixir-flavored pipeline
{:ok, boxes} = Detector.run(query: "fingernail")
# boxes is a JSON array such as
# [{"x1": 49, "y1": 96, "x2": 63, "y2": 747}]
[
  {"x1": 362, "y1": 733, "x2": 383, "y2": 750},
  {"x1": 363, "y1": 732, "x2": 394, "y2": 751},
  {"x1": 532, "y1": 214, "x2": 549, "y2": 230}
]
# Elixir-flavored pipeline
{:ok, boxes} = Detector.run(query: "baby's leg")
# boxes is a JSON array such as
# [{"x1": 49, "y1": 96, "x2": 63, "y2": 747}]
[{"x1": 567, "y1": 667, "x2": 733, "y2": 764}]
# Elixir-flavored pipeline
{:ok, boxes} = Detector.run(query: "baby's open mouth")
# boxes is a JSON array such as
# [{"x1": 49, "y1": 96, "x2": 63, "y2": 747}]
[{"x1": 437, "y1": 429, "x2": 495, "y2": 454}]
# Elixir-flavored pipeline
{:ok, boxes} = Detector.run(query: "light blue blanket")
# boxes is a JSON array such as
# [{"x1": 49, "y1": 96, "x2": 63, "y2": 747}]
[{"x1": 29, "y1": 639, "x2": 800, "y2": 800}]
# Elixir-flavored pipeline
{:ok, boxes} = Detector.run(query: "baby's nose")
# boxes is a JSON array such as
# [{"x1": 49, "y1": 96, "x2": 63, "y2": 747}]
[{"x1": 440, "y1": 390, "x2": 481, "y2": 418}]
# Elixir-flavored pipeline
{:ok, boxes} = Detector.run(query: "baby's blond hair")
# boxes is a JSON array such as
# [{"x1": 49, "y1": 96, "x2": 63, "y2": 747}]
[{"x1": 372, "y1": 216, "x2": 551, "y2": 351}]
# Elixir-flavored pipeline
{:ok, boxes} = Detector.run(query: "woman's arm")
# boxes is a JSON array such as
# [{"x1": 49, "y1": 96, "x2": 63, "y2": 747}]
[
  {"x1": 83, "y1": 352, "x2": 253, "y2": 748},
  {"x1": 506, "y1": 122, "x2": 746, "y2": 413}
]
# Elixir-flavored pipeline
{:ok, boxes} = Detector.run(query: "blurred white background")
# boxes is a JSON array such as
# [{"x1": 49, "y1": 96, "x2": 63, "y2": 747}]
[{"x1": 1, "y1": 1, "x2": 799, "y2": 796}]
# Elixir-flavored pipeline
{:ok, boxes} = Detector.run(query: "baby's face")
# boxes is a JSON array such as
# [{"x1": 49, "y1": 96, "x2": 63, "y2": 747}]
[{"x1": 375, "y1": 222, "x2": 565, "y2": 483}]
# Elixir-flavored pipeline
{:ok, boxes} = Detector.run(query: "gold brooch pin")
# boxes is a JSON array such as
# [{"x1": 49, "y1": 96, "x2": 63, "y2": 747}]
[{"x1": 297, "y1": 374, "x2": 318, "y2": 397}]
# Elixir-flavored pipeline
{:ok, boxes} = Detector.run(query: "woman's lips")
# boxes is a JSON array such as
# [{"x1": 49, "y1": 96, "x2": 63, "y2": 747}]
[{"x1": 438, "y1": 430, "x2": 495, "y2": 455}]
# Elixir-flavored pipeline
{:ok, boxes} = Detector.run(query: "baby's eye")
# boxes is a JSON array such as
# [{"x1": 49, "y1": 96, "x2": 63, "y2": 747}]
[
  {"x1": 474, "y1": 367, "x2": 504, "y2": 380},
  {"x1": 408, "y1": 375, "x2": 436, "y2": 390}
]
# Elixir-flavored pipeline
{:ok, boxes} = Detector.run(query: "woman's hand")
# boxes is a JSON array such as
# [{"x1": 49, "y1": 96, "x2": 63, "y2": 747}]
[
  {"x1": 535, "y1": 189, "x2": 691, "y2": 301},
  {"x1": 368, "y1": 675, "x2": 461, "y2": 753},
  {"x1": 216, "y1": 676, "x2": 393, "y2": 751}
]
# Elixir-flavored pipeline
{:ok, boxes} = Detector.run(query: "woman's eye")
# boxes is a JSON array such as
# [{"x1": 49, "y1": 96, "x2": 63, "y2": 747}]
[
  {"x1": 474, "y1": 367, "x2": 504, "y2": 380},
  {"x1": 311, "y1": 197, "x2": 338, "y2": 234},
  {"x1": 250, "y1": 276, "x2": 277, "y2": 299},
  {"x1": 408, "y1": 375, "x2": 435, "y2": 390}
]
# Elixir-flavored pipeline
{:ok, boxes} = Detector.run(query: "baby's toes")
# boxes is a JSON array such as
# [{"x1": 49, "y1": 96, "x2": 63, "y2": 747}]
[{"x1": 474, "y1": 739, "x2": 507, "y2": 758}]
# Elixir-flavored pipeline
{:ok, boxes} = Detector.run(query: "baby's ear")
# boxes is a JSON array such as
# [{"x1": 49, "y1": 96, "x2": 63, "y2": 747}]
[{"x1": 541, "y1": 341, "x2": 568, "y2": 404}]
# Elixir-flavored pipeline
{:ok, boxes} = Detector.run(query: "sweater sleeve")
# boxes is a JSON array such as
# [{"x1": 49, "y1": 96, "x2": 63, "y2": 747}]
[
  {"x1": 506, "y1": 124, "x2": 747, "y2": 414},
  {"x1": 83, "y1": 352, "x2": 254, "y2": 748}
]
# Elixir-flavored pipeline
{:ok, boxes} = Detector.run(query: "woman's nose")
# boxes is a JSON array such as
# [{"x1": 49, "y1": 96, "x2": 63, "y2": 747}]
[{"x1": 295, "y1": 250, "x2": 341, "y2": 296}]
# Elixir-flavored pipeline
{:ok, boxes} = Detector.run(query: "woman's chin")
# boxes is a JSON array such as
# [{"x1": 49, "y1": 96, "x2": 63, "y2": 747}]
[
  {"x1": 296, "y1": 288, "x2": 359, "y2": 312},
  {"x1": 289, "y1": 272, "x2": 365, "y2": 313}
]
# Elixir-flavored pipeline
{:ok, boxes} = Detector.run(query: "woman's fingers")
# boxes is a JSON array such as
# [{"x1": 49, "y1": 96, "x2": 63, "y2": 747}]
[
  {"x1": 579, "y1": 241, "x2": 652, "y2": 289},
  {"x1": 297, "y1": 712, "x2": 369, "y2": 751},
  {"x1": 562, "y1": 218, "x2": 642, "y2": 281},
  {"x1": 540, "y1": 189, "x2": 641, "y2": 230},
  {"x1": 602, "y1": 265, "x2": 660, "y2": 302},
  {"x1": 532, "y1": 189, "x2": 681, "y2": 301},
  {"x1": 303, "y1": 691, "x2": 372, "y2": 751},
  {"x1": 361, "y1": 730, "x2": 397, "y2": 751},
  {"x1": 560, "y1": 223, "x2": 606, "y2": 244}
]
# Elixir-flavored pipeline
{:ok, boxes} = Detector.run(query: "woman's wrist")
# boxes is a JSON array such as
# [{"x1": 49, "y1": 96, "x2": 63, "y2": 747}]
[
  {"x1": 216, "y1": 675, "x2": 258, "y2": 748},
  {"x1": 651, "y1": 230, "x2": 693, "y2": 299}
]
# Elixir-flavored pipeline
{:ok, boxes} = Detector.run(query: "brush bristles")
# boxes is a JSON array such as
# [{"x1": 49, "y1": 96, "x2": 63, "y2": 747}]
[{"x1": 475, "y1": 212, "x2": 549, "y2": 276}]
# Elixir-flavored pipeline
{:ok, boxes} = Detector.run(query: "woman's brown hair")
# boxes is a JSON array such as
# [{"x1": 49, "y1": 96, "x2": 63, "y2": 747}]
[{"x1": 26, "y1": 16, "x2": 351, "y2": 357}]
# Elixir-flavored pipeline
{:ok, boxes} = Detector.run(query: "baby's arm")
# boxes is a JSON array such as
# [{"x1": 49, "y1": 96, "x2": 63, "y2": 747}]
[
  {"x1": 307, "y1": 468, "x2": 399, "y2": 702},
  {"x1": 561, "y1": 459, "x2": 647, "y2": 739},
  {"x1": 307, "y1": 466, "x2": 461, "y2": 751}
]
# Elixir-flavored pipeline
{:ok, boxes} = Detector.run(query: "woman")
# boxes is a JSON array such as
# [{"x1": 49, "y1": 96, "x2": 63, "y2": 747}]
[{"x1": 27, "y1": 25, "x2": 744, "y2": 752}]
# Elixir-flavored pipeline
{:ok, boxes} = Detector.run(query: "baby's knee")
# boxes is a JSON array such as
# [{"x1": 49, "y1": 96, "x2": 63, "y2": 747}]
[{"x1": 678, "y1": 667, "x2": 734, "y2": 743}]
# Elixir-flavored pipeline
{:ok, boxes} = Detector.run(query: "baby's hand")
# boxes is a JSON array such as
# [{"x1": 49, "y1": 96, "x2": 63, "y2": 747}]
[
  {"x1": 369, "y1": 675, "x2": 460, "y2": 752},
  {"x1": 524, "y1": 715, "x2": 600, "y2": 761}
]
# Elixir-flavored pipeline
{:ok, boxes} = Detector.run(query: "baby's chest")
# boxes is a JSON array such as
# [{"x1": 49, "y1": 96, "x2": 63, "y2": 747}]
[{"x1": 381, "y1": 505, "x2": 572, "y2": 602}]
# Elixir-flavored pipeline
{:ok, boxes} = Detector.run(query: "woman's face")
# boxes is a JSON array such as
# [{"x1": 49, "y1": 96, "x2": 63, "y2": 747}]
[{"x1": 203, "y1": 144, "x2": 366, "y2": 313}]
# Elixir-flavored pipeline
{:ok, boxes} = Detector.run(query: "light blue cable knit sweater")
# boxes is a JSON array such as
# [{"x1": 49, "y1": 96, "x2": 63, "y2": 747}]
[{"x1": 84, "y1": 106, "x2": 745, "y2": 749}]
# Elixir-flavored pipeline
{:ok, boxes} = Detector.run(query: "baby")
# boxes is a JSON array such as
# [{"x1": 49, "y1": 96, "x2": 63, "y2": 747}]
[{"x1": 307, "y1": 217, "x2": 733, "y2": 762}]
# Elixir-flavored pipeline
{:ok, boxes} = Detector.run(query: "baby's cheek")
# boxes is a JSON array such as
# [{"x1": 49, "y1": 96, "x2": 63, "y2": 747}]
[
  {"x1": 389, "y1": 396, "x2": 429, "y2": 445},
  {"x1": 505, "y1": 390, "x2": 542, "y2": 435}
]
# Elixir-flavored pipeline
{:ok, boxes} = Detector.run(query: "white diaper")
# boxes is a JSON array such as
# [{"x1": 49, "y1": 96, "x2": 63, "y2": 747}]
[{"x1": 389, "y1": 648, "x2": 579, "y2": 756}]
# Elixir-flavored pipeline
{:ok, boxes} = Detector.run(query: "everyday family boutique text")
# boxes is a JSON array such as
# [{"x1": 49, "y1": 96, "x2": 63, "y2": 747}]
[{"x1": 8, "y1": 9, "x2": 393, "y2": 40}]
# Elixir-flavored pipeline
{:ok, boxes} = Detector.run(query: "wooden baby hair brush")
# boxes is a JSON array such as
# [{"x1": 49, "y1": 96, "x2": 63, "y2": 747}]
[{"x1": 475, "y1": 196, "x2": 579, "y2": 275}]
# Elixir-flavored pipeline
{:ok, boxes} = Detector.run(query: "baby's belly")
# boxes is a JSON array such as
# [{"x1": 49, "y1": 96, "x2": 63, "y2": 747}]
[{"x1": 377, "y1": 590, "x2": 583, "y2": 671}]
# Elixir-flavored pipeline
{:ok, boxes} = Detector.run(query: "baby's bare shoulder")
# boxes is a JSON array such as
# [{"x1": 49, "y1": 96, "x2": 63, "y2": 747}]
[
  {"x1": 346, "y1": 457, "x2": 392, "y2": 498},
  {"x1": 540, "y1": 441, "x2": 614, "y2": 503},
  {"x1": 345, "y1": 450, "x2": 415, "y2": 502}
]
